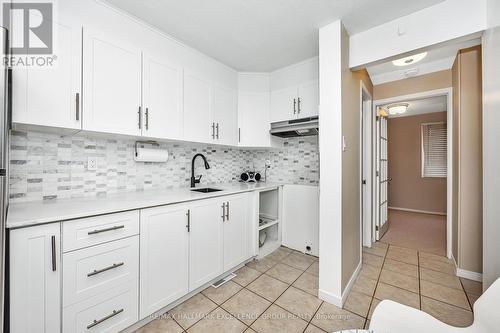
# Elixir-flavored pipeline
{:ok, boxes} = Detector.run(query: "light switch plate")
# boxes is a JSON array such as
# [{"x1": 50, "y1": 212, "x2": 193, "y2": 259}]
[{"x1": 87, "y1": 157, "x2": 97, "y2": 171}]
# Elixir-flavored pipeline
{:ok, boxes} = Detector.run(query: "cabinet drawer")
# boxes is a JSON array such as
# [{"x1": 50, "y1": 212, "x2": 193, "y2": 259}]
[
  {"x1": 63, "y1": 236, "x2": 139, "y2": 306},
  {"x1": 63, "y1": 211, "x2": 139, "y2": 252},
  {"x1": 63, "y1": 281, "x2": 138, "y2": 333}
]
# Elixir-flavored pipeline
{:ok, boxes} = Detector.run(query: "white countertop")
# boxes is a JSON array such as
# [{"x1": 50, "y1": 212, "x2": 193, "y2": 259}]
[{"x1": 7, "y1": 182, "x2": 283, "y2": 229}]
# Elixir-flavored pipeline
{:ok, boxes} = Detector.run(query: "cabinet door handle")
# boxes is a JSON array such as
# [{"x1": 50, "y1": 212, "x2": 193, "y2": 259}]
[
  {"x1": 88, "y1": 225, "x2": 125, "y2": 235},
  {"x1": 293, "y1": 98, "x2": 297, "y2": 114},
  {"x1": 51, "y1": 235, "x2": 56, "y2": 272},
  {"x1": 186, "y1": 209, "x2": 191, "y2": 232},
  {"x1": 238, "y1": 128, "x2": 241, "y2": 143},
  {"x1": 138, "y1": 106, "x2": 142, "y2": 129},
  {"x1": 211, "y1": 122, "x2": 215, "y2": 139},
  {"x1": 216, "y1": 123, "x2": 219, "y2": 139},
  {"x1": 87, "y1": 309, "x2": 124, "y2": 330},
  {"x1": 221, "y1": 203, "x2": 226, "y2": 221},
  {"x1": 145, "y1": 107, "x2": 149, "y2": 130},
  {"x1": 75, "y1": 92, "x2": 80, "y2": 121},
  {"x1": 226, "y1": 202, "x2": 229, "y2": 221},
  {"x1": 87, "y1": 262, "x2": 124, "y2": 277},
  {"x1": 297, "y1": 97, "x2": 301, "y2": 114}
]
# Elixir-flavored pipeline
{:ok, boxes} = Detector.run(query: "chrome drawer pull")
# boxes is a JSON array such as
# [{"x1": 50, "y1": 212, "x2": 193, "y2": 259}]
[
  {"x1": 88, "y1": 225, "x2": 125, "y2": 235},
  {"x1": 87, "y1": 262, "x2": 124, "y2": 277},
  {"x1": 86, "y1": 308, "x2": 124, "y2": 329}
]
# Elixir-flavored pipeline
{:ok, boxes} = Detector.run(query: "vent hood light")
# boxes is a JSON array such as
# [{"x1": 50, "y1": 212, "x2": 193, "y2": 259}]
[
  {"x1": 387, "y1": 103, "x2": 409, "y2": 115},
  {"x1": 392, "y1": 52, "x2": 427, "y2": 66}
]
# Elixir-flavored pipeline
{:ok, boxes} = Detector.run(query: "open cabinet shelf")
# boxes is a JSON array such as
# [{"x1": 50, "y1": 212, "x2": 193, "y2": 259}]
[{"x1": 257, "y1": 187, "x2": 282, "y2": 258}]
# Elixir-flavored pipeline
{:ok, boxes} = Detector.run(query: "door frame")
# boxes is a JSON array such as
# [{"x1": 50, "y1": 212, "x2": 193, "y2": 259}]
[
  {"x1": 360, "y1": 82, "x2": 374, "y2": 248},
  {"x1": 372, "y1": 88, "x2": 453, "y2": 258}
]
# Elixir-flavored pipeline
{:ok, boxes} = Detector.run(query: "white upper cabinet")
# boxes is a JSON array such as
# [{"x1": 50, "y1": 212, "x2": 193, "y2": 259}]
[
  {"x1": 297, "y1": 80, "x2": 319, "y2": 118},
  {"x1": 142, "y1": 54, "x2": 184, "y2": 140},
  {"x1": 270, "y1": 57, "x2": 319, "y2": 122},
  {"x1": 183, "y1": 72, "x2": 212, "y2": 143},
  {"x1": 213, "y1": 85, "x2": 238, "y2": 146},
  {"x1": 83, "y1": 29, "x2": 142, "y2": 136},
  {"x1": 12, "y1": 18, "x2": 81, "y2": 130},
  {"x1": 238, "y1": 73, "x2": 271, "y2": 147},
  {"x1": 270, "y1": 86, "x2": 298, "y2": 123}
]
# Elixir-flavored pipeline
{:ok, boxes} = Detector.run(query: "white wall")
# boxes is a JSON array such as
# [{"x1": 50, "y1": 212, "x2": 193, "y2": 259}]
[
  {"x1": 318, "y1": 20, "x2": 343, "y2": 306},
  {"x1": 349, "y1": 0, "x2": 487, "y2": 68},
  {"x1": 482, "y1": 0, "x2": 500, "y2": 290}
]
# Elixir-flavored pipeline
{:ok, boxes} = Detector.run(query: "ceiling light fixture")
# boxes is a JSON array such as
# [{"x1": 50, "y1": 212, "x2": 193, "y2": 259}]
[
  {"x1": 386, "y1": 103, "x2": 409, "y2": 115},
  {"x1": 392, "y1": 52, "x2": 427, "y2": 66}
]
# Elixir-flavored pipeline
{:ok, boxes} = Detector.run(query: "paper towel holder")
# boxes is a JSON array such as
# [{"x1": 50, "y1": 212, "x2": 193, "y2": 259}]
[{"x1": 134, "y1": 140, "x2": 169, "y2": 163}]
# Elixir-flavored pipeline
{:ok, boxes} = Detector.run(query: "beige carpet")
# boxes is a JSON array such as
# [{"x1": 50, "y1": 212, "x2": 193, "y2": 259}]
[{"x1": 380, "y1": 209, "x2": 446, "y2": 256}]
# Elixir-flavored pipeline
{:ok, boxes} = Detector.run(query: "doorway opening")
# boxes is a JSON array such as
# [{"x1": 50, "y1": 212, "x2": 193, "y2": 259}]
[{"x1": 363, "y1": 88, "x2": 452, "y2": 257}]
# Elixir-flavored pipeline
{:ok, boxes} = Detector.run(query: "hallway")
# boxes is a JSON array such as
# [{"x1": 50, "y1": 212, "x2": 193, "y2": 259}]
[{"x1": 380, "y1": 209, "x2": 446, "y2": 256}]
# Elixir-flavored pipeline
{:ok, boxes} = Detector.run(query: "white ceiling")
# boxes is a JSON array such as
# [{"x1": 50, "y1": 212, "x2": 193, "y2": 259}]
[
  {"x1": 367, "y1": 38, "x2": 481, "y2": 85},
  {"x1": 104, "y1": 0, "x2": 444, "y2": 71},
  {"x1": 383, "y1": 96, "x2": 447, "y2": 118}
]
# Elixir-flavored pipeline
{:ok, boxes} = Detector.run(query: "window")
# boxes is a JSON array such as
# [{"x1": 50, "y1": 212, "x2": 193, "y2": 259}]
[{"x1": 421, "y1": 122, "x2": 447, "y2": 178}]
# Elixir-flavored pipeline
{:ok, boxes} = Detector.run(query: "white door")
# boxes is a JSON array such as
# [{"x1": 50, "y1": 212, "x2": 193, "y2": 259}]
[
  {"x1": 238, "y1": 92, "x2": 271, "y2": 147},
  {"x1": 183, "y1": 72, "x2": 212, "y2": 143},
  {"x1": 297, "y1": 80, "x2": 319, "y2": 118},
  {"x1": 10, "y1": 223, "x2": 61, "y2": 333},
  {"x1": 213, "y1": 85, "x2": 238, "y2": 146},
  {"x1": 282, "y1": 185, "x2": 319, "y2": 256},
  {"x1": 376, "y1": 115, "x2": 389, "y2": 239},
  {"x1": 270, "y1": 87, "x2": 298, "y2": 122},
  {"x1": 223, "y1": 194, "x2": 249, "y2": 271},
  {"x1": 189, "y1": 199, "x2": 224, "y2": 290},
  {"x1": 83, "y1": 30, "x2": 142, "y2": 136},
  {"x1": 142, "y1": 54, "x2": 183, "y2": 140},
  {"x1": 13, "y1": 19, "x2": 81, "y2": 130},
  {"x1": 140, "y1": 204, "x2": 189, "y2": 319}
]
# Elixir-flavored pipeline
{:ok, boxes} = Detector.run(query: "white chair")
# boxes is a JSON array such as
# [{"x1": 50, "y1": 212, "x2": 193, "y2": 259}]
[{"x1": 369, "y1": 278, "x2": 500, "y2": 333}]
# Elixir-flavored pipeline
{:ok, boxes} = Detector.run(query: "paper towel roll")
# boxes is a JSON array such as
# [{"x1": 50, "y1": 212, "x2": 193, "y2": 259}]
[{"x1": 134, "y1": 147, "x2": 169, "y2": 162}]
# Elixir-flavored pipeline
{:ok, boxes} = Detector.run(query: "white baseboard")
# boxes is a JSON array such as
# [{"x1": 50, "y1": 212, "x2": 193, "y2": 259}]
[
  {"x1": 341, "y1": 260, "x2": 362, "y2": 305},
  {"x1": 318, "y1": 260, "x2": 362, "y2": 307},
  {"x1": 451, "y1": 253, "x2": 483, "y2": 282},
  {"x1": 318, "y1": 289, "x2": 342, "y2": 307},
  {"x1": 389, "y1": 206, "x2": 446, "y2": 216},
  {"x1": 457, "y1": 268, "x2": 483, "y2": 282}
]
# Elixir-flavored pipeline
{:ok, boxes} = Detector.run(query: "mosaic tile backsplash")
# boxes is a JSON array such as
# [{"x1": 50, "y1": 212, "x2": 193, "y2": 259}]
[{"x1": 9, "y1": 130, "x2": 319, "y2": 203}]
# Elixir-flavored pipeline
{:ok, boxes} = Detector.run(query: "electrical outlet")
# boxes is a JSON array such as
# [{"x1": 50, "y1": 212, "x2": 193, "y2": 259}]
[{"x1": 87, "y1": 157, "x2": 97, "y2": 171}]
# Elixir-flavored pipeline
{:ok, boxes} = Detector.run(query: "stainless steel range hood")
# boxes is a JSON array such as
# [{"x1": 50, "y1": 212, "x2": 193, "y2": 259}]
[{"x1": 270, "y1": 116, "x2": 318, "y2": 138}]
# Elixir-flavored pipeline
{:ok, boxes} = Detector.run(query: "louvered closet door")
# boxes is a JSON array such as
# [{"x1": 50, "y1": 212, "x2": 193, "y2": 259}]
[{"x1": 377, "y1": 116, "x2": 389, "y2": 239}]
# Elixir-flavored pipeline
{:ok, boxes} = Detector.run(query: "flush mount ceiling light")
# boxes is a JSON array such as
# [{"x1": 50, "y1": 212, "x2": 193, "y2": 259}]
[
  {"x1": 387, "y1": 103, "x2": 409, "y2": 115},
  {"x1": 392, "y1": 52, "x2": 427, "y2": 66}
]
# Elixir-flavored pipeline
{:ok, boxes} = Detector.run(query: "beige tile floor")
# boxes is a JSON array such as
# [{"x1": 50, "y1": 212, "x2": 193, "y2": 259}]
[{"x1": 135, "y1": 244, "x2": 482, "y2": 333}]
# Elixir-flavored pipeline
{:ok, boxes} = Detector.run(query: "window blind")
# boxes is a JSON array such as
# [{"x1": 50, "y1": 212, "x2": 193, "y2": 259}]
[{"x1": 422, "y1": 122, "x2": 447, "y2": 178}]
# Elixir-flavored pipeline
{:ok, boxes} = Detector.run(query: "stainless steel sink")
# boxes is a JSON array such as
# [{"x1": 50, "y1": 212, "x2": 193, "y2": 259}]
[{"x1": 191, "y1": 188, "x2": 223, "y2": 193}]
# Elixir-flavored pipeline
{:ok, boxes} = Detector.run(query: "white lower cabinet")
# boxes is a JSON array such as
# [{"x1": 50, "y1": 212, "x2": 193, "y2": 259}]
[
  {"x1": 223, "y1": 194, "x2": 249, "y2": 271},
  {"x1": 188, "y1": 198, "x2": 225, "y2": 291},
  {"x1": 62, "y1": 281, "x2": 138, "y2": 333},
  {"x1": 10, "y1": 223, "x2": 61, "y2": 333},
  {"x1": 10, "y1": 192, "x2": 255, "y2": 333},
  {"x1": 139, "y1": 204, "x2": 189, "y2": 319},
  {"x1": 63, "y1": 236, "x2": 139, "y2": 307}
]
